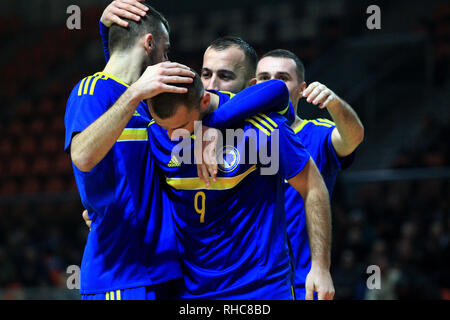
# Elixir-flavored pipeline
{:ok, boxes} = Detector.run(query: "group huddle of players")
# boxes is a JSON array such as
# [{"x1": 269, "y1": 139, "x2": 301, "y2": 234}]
[{"x1": 65, "y1": 0, "x2": 364, "y2": 300}]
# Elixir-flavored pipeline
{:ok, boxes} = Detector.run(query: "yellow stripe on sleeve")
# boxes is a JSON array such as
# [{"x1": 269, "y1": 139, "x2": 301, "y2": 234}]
[
  {"x1": 317, "y1": 118, "x2": 335, "y2": 126},
  {"x1": 89, "y1": 74, "x2": 103, "y2": 95},
  {"x1": 117, "y1": 128, "x2": 148, "y2": 141},
  {"x1": 293, "y1": 120, "x2": 309, "y2": 134},
  {"x1": 78, "y1": 77, "x2": 87, "y2": 96},
  {"x1": 246, "y1": 118, "x2": 271, "y2": 136},
  {"x1": 105, "y1": 292, "x2": 110, "y2": 300},
  {"x1": 110, "y1": 291, "x2": 115, "y2": 300},
  {"x1": 83, "y1": 76, "x2": 93, "y2": 95},
  {"x1": 252, "y1": 115, "x2": 275, "y2": 132},
  {"x1": 116, "y1": 290, "x2": 121, "y2": 300},
  {"x1": 258, "y1": 113, "x2": 278, "y2": 129},
  {"x1": 311, "y1": 119, "x2": 333, "y2": 127}
]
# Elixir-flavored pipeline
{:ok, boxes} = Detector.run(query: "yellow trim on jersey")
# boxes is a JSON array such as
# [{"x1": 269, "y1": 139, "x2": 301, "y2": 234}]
[
  {"x1": 311, "y1": 119, "x2": 333, "y2": 127},
  {"x1": 117, "y1": 128, "x2": 148, "y2": 142},
  {"x1": 253, "y1": 114, "x2": 275, "y2": 132},
  {"x1": 88, "y1": 74, "x2": 103, "y2": 95},
  {"x1": 116, "y1": 290, "x2": 121, "y2": 300},
  {"x1": 218, "y1": 91, "x2": 236, "y2": 99},
  {"x1": 293, "y1": 120, "x2": 309, "y2": 134},
  {"x1": 78, "y1": 77, "x2": 87, "y2": 96},
  {"x1": 258, "y1": 113, "x2": 279, "y2": 129},
  {"x1": 278, "y1": 103, "x2": 290, "y2": 115},
  {"x1": 148, "y1": 120, "x2": 155, "y2": 126},
  {"x1": 83, "y1": 76, "x2": 93, "y2": 95},
  {"x1": 291, "y1": 285, "x2": 296, "y2": 300},
  {"x1": 246, "y1": 118, "x2": 271, "y2": 136},
  {"x1": 105, "y1": 292, "x2": 110, "y2": 300},
  {"x1": 166, "y1": 164, "x2": 257, "y2": 190},
  {"x1": 94, "y1": 72, "x2": 130, "y2": 88},
  {"x1": 317, "y1": 118, "x2": 335, "y2": 126}
]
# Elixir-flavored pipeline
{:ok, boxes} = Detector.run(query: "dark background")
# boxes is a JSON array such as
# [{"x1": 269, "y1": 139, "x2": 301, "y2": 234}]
[{"x1": 0, "y1": 0, "x2": 448, "y2": 299}]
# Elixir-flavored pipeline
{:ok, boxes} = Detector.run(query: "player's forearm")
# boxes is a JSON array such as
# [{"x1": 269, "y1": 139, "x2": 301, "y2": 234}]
[
  {"x1": 202, "y1": 79, "x2": 289, "y2": 129},
  {"x1": 327, "y1": 97, "x2": 364, "y2": 157},
  {"x1": 71, "y1": 87, "x2": 141, "y2": 172},
  {"x1": 289, "y1": 159, "x2": 332, "y2": 269},
  {"x1": 303, "y1": 185, "x2": 332, "y2": 270}
]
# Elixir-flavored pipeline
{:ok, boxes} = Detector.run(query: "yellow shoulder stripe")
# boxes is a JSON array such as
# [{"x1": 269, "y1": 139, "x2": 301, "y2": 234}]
[
  {"x1": 148, "y1": 120, "x2": 156, "y2": 126},
  {"x1": 317, "y1": 118, "x2": 335, "y2": 126},
  {"x1": 245, "y1": 113, "x2": 280, "y2": 136},
  {"x1": 293, "y1": 120, "x2": 310, "y2": 134},
  {"x1": 258, "y1": 113, "x2": 278, "y2": 129},
  {"x1": 82, "y1": 76, "x2": 93, "y2": 95},
  {"x1": 246, "y1": 118, "x2": 271, "y2": 136},
  {"x1": 311, "y1": 119, "x2": 333, "y2": 127},
  {"x1": 166, "y1": 165, "x2": 257, "y2": 190}
]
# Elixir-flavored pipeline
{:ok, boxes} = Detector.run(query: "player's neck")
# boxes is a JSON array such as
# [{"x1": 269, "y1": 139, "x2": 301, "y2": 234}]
[
  {"x1": 103, "y1": 52, "x2": 144, "y2": 85},
  {"x1": 291, "y1": 103, "x2": 303, "y2": 129}
]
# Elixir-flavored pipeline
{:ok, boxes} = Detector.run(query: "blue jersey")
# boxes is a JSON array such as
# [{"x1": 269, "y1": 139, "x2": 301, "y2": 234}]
[
  {"x1": 148, "y1": 88, "x2": 311, "y2": 299},
  {"x1": 284, "y1": 119, "x2": 355, "y2": 299},
  {"x1": 64, "y1": 72, "x2": 183, "y2": 294}
]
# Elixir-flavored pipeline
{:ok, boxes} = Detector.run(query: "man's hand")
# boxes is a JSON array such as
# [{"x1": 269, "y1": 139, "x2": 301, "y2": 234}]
[
  {"x1": 194, "y1": 125, "x2": 219, "y2": 187},
  {"x1": 101, "y1": 0, "x2": 149, "y2": 28},
  {"x1": 305, "y1": 264, "x2": 335, "y2": 300},
  {"x1": 82, "y1": 210, "x2": 92, "y2": 230},
  {"x1": 302, "y1": 82, "x2": 340, "y2": 109},
  {"x1": 131, "y1": 62, "x2": 195, "y2": 101}
]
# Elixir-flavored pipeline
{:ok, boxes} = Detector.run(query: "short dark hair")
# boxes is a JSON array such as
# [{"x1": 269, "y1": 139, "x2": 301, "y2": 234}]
[
  {"x1": 208, "y1": 36, "x2": 258, "y2": 81},
  {"x1": 109, "y1": 3, "x2": 170, "y2": 53},
  {"x1": 260, "y1": 49, "x2": 305, "y2": 82},
  {"x1": 149, "y1": 70, "x2": 204, "y2": 119}
]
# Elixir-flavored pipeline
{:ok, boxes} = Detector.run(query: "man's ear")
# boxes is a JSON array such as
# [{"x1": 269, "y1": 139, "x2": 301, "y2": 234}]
[
  {"x1": 247, "y1": 77, "x2": 257, "y2": 87},
  {"x1": 299, "y1": 81, "x2": 307, "y2": 96},
  {"x1": 200, "y1": 92, "x2": 211, "y2": 112},
  {"x1": 143, "y1": 33, "x2": 154, "y2": 56}
]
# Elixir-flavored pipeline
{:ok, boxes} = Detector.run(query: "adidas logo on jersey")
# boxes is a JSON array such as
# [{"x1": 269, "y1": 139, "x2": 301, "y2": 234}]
[{"x1": 168, "y1": 156, "x2": 181, "y2": 168}]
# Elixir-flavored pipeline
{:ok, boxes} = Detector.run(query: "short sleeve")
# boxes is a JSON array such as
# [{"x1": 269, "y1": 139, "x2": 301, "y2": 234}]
[{"x1": 64, "y1": 84, "x2": 111, "y2": 153}]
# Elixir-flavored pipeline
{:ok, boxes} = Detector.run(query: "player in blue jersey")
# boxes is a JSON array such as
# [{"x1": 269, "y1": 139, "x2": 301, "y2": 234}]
[
  {"x1": 256, "y1": 49, "x2": 365, "y2": 299},
  {"x1": 74, "y1": 1, "x2": 300, "y2": 299},
  {"x1": 145, "y1": 72, "x2": 332, "y2": 299},
  {"x1": 65, "y1": 3, "x2": 199, "y2": 300}
]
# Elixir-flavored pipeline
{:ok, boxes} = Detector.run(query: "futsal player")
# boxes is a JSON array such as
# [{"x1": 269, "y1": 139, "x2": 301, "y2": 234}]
[
  {"x1": 256, "y1": 49, "x2": 364, "y2": 300},
  {"x1": 147, "y1": 72, "x2": 332, "y2": 299},
  {"x1": 71, "y1": 1, "x2": 297, "y2": 299},
  {"x1": 65, "y1": 5, "x2": 191, "y2": 299}
]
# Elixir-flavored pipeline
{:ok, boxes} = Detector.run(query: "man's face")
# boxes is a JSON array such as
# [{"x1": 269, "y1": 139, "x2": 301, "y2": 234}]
[
  {"x1": 256, "y1": 56, "x2": 305, "y2": 107},
  {"x1": 201, "y1": 47, "x2": 249, "y2": 93},
  {"x1": 148, "y1": 23, "x2": 170, "y2": 65}
]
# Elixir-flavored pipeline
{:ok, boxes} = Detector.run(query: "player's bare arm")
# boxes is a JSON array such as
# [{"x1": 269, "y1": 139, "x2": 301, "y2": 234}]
[
  {"x1": 303, "y1": 81, "x2": 364, "y2": 157},
  {"x1": 71, "y1": 62, "x2": 194, "y2": 172},
  {"x1": 287, "y1": 158, "x2": 335, "y2": 300},
  {"x1": 101, "y1": 0, "x2": 149, "y2": 28}
]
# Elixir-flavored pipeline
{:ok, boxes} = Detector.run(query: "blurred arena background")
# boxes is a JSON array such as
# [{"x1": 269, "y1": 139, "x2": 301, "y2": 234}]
[{"x1": 0, "y1": 0, "x2": 448, "y2": 300}]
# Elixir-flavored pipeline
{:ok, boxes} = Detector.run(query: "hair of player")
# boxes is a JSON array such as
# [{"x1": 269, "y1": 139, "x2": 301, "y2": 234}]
[
  {"x1": 261, "y1": 49, "x2": 305, "y2": 82},
  {"x1": 149, "y1": 69, "x2": 204, "y2": 119},
  {"x1": 208, "y1": 36, "x2": 258, "y2": 81},
  {"x1": 109, "y1": 3, "x2": 170, "y2": 53}
]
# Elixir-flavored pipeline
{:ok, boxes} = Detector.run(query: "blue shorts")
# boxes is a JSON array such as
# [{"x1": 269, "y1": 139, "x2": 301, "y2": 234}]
[{"x1": 81, "y1": 279, "x2": 185, "y2": 300}]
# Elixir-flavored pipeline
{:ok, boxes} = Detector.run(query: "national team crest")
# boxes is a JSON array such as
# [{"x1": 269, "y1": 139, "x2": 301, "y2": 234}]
[{"x1": 217, "y1": 146, "x2": 240, "y2": 173}]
